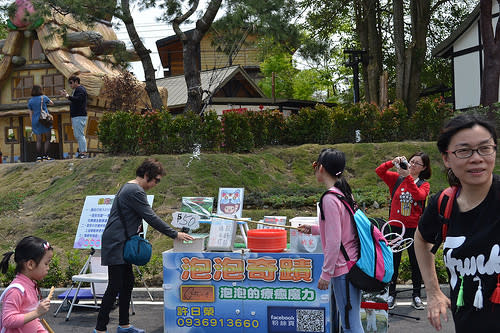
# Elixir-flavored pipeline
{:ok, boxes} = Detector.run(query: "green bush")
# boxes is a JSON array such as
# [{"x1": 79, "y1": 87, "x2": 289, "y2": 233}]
[
  {"x1": 200, "y1": 110, "x2": 223, "y2": 151},
  {"x1": 221, "y1": 110, "x2": 254, "y2": 152},
  {"x1": 264, "y1": 109, "x2": 286, "y2": 145},
  {"x1": 138, "y1": 110, "x2": 173, "y2": 154},
  {"x1": 285, "y1": 105, "x2": 332, "y2": 145},
  {"x1": 40, "y1": 253, "x2": 65, "y2": 288},
  {"x1": 0, "y1": 262, "x2": 15, "y2": 287},
  {"x1": 410, "y1": 96, "x2": 453, "y2": 140},
  {"x1": 377, "y1": 100, "x2": 408, "y2": 142},
  {"x1": 330, "y1": 106, "x2": 357, "y2": 143},
  {"x1": 98, "y1": 111, "x2": 141, "y2": 155},
  {"x1": 177, "y1": 111, "x2": 204, "y2": 153},
  {"x1": 98, "y1": 98, "x2": 454, "y2": 154},
  {"x1": 346, "y1": 102, "x2": 381, "y2": 142},
  {"x1": 65, "y1": 249, "x2": 87, "y2": 282}
]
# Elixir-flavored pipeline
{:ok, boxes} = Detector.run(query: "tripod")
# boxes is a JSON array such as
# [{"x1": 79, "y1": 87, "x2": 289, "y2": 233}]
[{"x1": 388, "y1": 287, "x2": 421, "y2": 321}]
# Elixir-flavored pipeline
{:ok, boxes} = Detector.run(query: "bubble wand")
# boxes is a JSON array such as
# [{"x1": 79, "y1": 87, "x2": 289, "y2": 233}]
[{"x1": 179, "y1": 199, "x2": 299, "y2": 230}]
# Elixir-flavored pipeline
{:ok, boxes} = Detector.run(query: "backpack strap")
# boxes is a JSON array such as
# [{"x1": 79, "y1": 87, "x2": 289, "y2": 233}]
[
  {"x1": 0, "y1": 283, "x2": 25, "y2": 331},
  {"x1": 390, "y1": 177, "x2": 427, "y2": 215},
  {"x1": 388, "y1": 176, "x2": 404, "y2": 216},
  {"x1": 318, "y1": 190, "x2": 355, "y2": 262},
  {"x1": 0, "y1": 283, "x2": 25, "y2": 303},
  {"x1": 430, "y1": 186, "x2": 458, "y2": 254},
  {"x1": 391, "y1": 176, "x2": 405, "y2": 199},
  {"x1": 319, "y1": 190, "x2": 356, "y2": 329}
]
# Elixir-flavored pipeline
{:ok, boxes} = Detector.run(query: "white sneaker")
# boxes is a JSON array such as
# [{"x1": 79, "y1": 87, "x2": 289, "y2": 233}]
[
  {"x1": 412, "y1": 296, "x2": 424, "y2": 310},
  {"x1": 387, "y1": 295, "x2": 395, "y2": 310}
]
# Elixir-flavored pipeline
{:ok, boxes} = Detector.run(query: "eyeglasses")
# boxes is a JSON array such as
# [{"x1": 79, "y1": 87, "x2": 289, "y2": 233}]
[
  {"x1": 447, "y1": 145, "x2": 497, "y2": 159},
  {"x1": 409, "y1": 160, "x2": 424, "y2": 167},
  {"x1": 154, "y1": 177, "x2": 161, "y2": 184}
]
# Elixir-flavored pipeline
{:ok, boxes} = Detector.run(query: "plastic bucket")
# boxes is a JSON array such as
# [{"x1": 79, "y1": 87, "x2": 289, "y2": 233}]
[{"x1": 247, "y1": 229, "x2": 287, "y2": 252}]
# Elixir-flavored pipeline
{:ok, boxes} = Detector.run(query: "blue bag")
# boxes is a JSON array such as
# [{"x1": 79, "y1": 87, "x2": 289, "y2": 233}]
[
  {"x1": 117, "y1": 189, "x2": 153, "y2": 266},
  {"x1": 123, "y1": 235, "x2": 152, "y2": 266},
  {"x1": 320, "y1": 191, "x2": 394, "y2": 292}
]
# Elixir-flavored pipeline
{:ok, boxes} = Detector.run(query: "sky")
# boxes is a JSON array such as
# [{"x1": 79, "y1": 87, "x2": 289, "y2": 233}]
[{"x1": 112, "y1": 4, "x2": 174, "y2": 81}]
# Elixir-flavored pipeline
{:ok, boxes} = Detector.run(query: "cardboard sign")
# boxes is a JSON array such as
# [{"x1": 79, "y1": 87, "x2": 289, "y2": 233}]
[
  {"x1": 216, "y1": 188, "x2": 244, "y2": 218},
  {"x1": 181, "y1": 197, "x2": 214, "y2": 217},
  {"x1": 207, "y1": 218, "x2": 237, "y2": 251},
  {"x1": 172, "y1": 211, "x2": 201, "y2": 231}
]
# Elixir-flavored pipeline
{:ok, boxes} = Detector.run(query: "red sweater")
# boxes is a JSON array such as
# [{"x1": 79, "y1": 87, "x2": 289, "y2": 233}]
[{"x1": 375, "y1": 160, "x2": 430, "y2": 228}]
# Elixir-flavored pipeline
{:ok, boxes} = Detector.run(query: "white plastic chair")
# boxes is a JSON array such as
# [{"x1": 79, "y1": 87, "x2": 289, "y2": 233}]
[{"x1": 54, "y1": 251, "x2": 135, "y2": 321}]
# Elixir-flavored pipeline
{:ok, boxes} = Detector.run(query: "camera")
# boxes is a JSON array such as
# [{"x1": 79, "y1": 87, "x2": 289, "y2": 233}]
[{"x1": 400, "y1": 161, "x2": 408, "y2": 170}]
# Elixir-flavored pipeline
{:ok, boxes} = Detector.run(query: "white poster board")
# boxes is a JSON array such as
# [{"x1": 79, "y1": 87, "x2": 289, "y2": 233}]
[
  {"x1": 73, "y1": 195, "x2": 154, "y2": 249},
  {"x1": 216, "y1": 188, "x2": 244, "y2": 218},
  {"x1": 207, "y1": 218, "x2": 237, "y2": 251}
]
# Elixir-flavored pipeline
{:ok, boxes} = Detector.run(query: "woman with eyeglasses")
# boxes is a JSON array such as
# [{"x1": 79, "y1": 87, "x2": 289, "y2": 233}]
[
  {"x1": 94, "y1": 158, "x2": 193, "y2": 333},
  {"x1": 375, "y1": 151, "x2": 432, "y2": 310},
  {"x1": 415, "y1": 114, "x2": 500, "y2": 333},
  {"x1": 298, "y1": 148, "x2": 363, "y2": 332}
]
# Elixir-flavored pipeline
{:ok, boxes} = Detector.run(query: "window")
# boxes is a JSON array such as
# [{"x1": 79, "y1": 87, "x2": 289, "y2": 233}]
[
  {"x1": 42, "y1": 74, "x2": 65, "y2": 97},
  {"x1": 4, "y1": 127, "x2": 19, "y2": 143},
  {"x1": 30, "y1": 38, "x2": 43, "y2": 60},
  {"x1": 12, "y1": 76, "x2": 34, "y2": 100}
]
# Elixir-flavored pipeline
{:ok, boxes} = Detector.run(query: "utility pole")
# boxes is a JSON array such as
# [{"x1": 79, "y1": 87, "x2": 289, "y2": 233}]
[{"x1": 344, "y1": 49, "x2": 367, "y2": 103}]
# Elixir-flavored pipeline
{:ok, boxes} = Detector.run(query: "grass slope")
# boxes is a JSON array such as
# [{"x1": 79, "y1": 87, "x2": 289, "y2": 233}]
[{"x1": 0, "y1": 142, "x2": 491, "y2": 259}]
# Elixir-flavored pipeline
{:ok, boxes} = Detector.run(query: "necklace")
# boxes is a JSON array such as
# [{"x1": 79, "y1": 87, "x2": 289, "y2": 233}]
[{"x1": 457, "y1": 193, "x2": 487, "y2": 212}]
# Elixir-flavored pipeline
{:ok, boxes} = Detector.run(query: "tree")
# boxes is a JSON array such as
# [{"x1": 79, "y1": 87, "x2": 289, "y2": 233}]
[
  {"x1": 118, "y1": 0, "x2": 164, "y2": 110},
  {"x1": 303, "y1": 0, "x2": 477, "y2": 115},
  {"x1": 297, "y1": 37, "x2": 350, "y2": 102},
  {"x1": 213, "y1": 0, "x2": 303, "y2": 59},
  {"x1": 393, "y1": 0, "x2": 431, "y2": 116},
  {"x1": 479, "y1": 0, "x2": 500, "y2": 109},
  {"x1": 153, "y1": 0, "x2": 222, "y2": 113},
  {"x1": 258, "y1": 52, "x2": 297, "y2": 99}
]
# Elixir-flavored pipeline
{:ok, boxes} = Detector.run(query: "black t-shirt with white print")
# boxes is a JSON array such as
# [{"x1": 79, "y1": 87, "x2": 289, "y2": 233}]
[{"x1": 418, "y1": 175, "x2": 500, "y2": 333}]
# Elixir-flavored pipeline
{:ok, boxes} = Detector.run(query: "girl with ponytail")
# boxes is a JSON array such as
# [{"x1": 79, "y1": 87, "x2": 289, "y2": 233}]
[
  {"x1": 298, "y1": 148, "x2": 363, "y2": 332},
  {"x1": 0, "y1": 236, "x2": 53, "y2": 333}
]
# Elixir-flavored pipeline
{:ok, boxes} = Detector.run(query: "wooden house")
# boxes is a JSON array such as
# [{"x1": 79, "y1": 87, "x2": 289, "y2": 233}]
[
  {"x1": 155, "y1": 29, "x2": 261, "y2": 80},
  {"x1": 0, "y1": 2, "x2": 167, "y2": 162},
  {"x1": 432, "y1": 2, "x2": 500, "y2": 110}
]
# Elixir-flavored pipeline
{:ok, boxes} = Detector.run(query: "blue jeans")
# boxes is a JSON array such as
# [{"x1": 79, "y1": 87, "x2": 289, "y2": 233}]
[
  {"x1": 332, "y1": 274, "x2": 364, "y2": 333},
  {"x1": 71, "y1": 116, "x2": 87, "y2": 153}
]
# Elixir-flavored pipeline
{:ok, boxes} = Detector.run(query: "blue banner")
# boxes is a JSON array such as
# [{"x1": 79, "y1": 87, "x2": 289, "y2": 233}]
[{"x1": 163, "y1": 251, "x2": 331, "y2": 332}]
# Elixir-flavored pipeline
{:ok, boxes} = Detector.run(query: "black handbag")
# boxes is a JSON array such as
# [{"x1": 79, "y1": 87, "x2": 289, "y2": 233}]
[{"x1": 117, "y1": 192, "x2": 152, "y2": 266}]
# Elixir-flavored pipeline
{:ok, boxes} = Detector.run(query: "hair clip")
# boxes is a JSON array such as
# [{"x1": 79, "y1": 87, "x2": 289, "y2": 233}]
[
  {"x1": 43, "y1": 242, "x2": 50, "y2": 250},
  {"x1": 335, "y1": 171, "x2": 342, "y2": 176}
]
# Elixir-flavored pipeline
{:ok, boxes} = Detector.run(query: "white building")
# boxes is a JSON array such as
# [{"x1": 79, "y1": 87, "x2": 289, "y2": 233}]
[{"x1": 432, "y1": 1, "x2": 500, "y2": 110}]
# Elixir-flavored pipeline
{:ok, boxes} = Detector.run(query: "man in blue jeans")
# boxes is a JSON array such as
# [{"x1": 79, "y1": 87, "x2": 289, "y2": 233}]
[{"x1": 60, "y1": 75, "x2": 88, "y2": 158}]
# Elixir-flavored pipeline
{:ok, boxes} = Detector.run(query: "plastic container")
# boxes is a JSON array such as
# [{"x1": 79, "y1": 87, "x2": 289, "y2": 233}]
[
  {"x1": 247, "y1": 229, "x2": 287, "y2": 252},
  {"x1": 289, "y1": 217, "x2": 323, "y2": 253}
]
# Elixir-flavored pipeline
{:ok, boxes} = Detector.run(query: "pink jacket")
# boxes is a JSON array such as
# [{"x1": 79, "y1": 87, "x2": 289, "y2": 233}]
[
  {"x1": 0, "y1": 274, "x2": 46, "y2": 333},
  {"x1": 311, "y1": 187, "x2": 359, "y2": 281}
]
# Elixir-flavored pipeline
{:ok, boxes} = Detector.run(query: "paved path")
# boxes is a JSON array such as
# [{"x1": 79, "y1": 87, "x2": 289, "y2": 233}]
[
  {"x1": 386, "y1": 287, "x2": 455, "y2": 333},
  {"x1": 5, "y1": 286, "x2": 456, "y2": 332}
]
